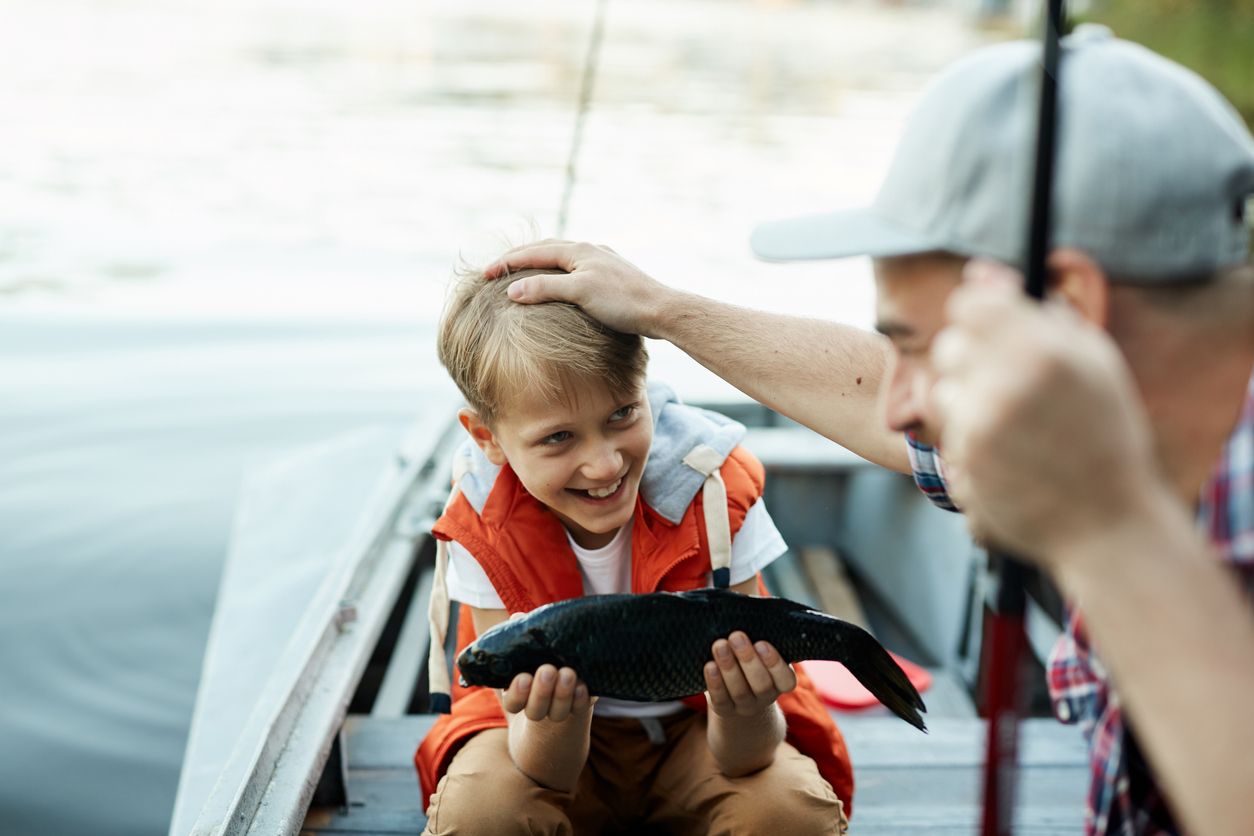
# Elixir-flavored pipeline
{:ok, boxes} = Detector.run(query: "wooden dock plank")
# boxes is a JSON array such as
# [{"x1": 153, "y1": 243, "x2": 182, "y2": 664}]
[
  {"x1": 304, "y1": 715, "x2": 1088, "y2": 836},
  {"x1": 303, "y1": 770, "x2": 422, "y2": 834},
  {"x1": 762, "y1": 548, "x2": 820, "y2": 609},
  {"x1": 841, "y1": 717, "x2": 1086, "y2": 768},
  {"x1": 342, "y1": 715, "x2": 436, "y2": 770},
  {"x1": 799, "y1": 545, "x2": 871, "y2": 630}
]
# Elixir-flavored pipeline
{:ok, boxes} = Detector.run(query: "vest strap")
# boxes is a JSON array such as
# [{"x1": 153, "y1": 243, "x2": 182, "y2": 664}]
[
  {"x1": 427, "y1": 457, "x2": 471, "y2": 713},
  {"x1": 427, "y1": 539, "x2": 453, "y2": 712},
  {"x1": 681, "y1": 445, "x2": 732, "y2": 589}
]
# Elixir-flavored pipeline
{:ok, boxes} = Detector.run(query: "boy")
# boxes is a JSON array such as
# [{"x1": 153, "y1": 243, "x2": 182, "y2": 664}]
[{"x1": 416, "y1": 260, "x2": 851, "y2": 834}]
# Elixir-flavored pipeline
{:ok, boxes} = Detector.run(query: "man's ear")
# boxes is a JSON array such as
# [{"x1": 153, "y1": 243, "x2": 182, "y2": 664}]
[
  {"x1": 458, "y1": 408, "x2": 508, "y2": 467},
  {"x1": 1046, "y1": 248, "x2": 1110, "y2": 327}
]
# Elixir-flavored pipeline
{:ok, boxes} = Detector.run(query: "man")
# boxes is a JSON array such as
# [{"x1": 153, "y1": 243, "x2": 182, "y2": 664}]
[{"x1": 486, "y1": 27, "x2": 1254, "y2": 836}]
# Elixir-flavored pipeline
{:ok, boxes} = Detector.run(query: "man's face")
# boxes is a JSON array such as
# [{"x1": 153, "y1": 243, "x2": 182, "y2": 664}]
[
  {"x1": 473, "y1": 378, "x2": 653, "y2": 550},
  {"x1": 873, "y1": 253, "x2": 966, "y2": 447}
]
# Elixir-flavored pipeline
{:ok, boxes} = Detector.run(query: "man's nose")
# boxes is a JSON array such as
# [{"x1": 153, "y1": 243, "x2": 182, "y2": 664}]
[{"x1": 884, "y1": 365, "x2": 927, "y2": 435}]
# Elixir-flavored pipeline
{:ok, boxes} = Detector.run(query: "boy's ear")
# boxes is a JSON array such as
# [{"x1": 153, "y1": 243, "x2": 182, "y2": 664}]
[
  {"x1": 1046, "y1": 248, "x2": 1110, "y2": 328},
  {"x1": 458, "y1": 408, "x2": 508, "y2": 467}
]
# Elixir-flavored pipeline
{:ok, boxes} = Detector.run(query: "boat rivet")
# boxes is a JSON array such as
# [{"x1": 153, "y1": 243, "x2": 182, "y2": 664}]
[{"x1": 336, "y1": 600, "x2": 358, "y2": 631}]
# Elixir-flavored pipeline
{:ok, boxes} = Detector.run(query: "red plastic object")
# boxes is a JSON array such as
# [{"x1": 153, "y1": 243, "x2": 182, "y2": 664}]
[{"x1": 801, "y1": 655, "x2": 933, "y2": 710}]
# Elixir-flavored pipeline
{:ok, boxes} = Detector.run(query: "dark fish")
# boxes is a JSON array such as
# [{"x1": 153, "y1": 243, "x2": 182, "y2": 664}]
[{"x1": 457, "y1": 588, "x2": 927, "y2": 731}]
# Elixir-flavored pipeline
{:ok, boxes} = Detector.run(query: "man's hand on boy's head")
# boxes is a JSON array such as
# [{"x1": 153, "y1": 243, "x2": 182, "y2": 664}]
[
  {"x1": 484, "y1": 239, "x2": 671, "y2": 339},
  {"x1": 500, "y1": 664, "x2": 595, "y2": 723},
  {"x1": 703, "y1": 632, "x2": 797, "y2": 718}
]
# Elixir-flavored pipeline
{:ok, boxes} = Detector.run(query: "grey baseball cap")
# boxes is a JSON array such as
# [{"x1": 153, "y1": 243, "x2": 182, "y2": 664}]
[{"x1": 751, "y1": 25, "x2": 1254, "y2": 281}]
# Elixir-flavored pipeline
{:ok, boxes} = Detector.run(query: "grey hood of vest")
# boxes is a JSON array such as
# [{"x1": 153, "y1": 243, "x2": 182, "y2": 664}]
[{"x1": 448, "y1": 381, "x2": 746, "y2": 525}]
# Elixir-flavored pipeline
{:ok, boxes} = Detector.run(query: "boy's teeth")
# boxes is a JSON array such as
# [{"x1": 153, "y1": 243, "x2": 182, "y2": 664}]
[{"x1": 586, "y1": 478, "x2": 621, "y2": 498}]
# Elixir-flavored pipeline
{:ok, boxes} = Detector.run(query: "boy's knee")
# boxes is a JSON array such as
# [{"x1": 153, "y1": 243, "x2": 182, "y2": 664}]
[
  {"x1": 775, "y1": 789, "x2": 847, "y2": 836},
  {"x1": 425, "y1": 770, "x2": 574, "y2": 836},
  {"x1": 708, "y1": 751, "x2": 847, "y2": 836},
  {"x1": 713, "y1": 784, "x2": 846, "y2": 836},
  {"x1": 423, "y1": 732, "x2": 575, "y2": 836}
]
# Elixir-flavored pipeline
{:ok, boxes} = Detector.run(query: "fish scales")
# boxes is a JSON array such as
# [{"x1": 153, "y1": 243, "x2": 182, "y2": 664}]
[{"x1": 456, "y1": 588, "x2": 927, "y2": 731}]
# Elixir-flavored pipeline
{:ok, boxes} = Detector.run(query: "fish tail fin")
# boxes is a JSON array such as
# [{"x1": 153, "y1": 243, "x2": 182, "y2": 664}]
[{"x1": 830, "y1": 622, "x2": 928, "y2": 732}]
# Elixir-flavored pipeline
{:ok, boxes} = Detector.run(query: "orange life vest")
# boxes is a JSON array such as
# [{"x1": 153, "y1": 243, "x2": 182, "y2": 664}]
[{"x1": 413, "y1": 444, "x2": 855, "y2": 813}]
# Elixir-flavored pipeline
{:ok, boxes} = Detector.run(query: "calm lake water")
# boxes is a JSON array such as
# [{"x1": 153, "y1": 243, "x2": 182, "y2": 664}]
[{"x1": 0, "y1": 1, "x2": 997, "y2": 832}]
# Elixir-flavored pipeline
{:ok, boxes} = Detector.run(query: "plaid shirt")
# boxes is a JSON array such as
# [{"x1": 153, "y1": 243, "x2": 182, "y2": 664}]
[{"x1": 906, "y1": 373, "x2": 1254, "y2": 835}]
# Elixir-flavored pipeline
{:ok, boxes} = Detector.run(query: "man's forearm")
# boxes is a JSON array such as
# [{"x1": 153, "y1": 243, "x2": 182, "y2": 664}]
[
  {"x1": 650, "y1": 288, "x2": 909, "y2": 474},
  {"x1": 1055, "y1": 489, "x2": 1254, "y2": 836}
]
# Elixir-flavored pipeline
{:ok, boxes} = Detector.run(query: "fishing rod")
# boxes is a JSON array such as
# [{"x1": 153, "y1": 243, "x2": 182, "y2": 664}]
[{"x1": 980, "y1": 1, "x2": 1064, "y2": 834}]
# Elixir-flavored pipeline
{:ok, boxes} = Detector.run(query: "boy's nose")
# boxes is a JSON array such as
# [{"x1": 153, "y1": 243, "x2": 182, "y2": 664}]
[{"x1": 583, "y1": 444, "x2": 624, "y2": 481}]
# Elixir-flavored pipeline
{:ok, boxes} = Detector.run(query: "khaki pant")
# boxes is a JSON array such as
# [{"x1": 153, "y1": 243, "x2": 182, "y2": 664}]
[{"x1": 423, "y1": 711, "x2": 847, "y2": 835}]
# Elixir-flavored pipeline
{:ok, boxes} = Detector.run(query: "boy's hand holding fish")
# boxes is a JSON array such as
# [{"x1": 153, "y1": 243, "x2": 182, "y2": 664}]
[
  {"x1": 500, "y1": 663, "x2": 594, "y2": 723},
  {"x1": 492, "y1": 614, "x2": 596, "y2": 793},
  {"x1": 488, "y1": 612, "x2": 802, "y2": 785},
  {"x1": 704, "y1": 630, "x2": 797, "y2": 777},
  {"x1": 496, "y1": 626, "x2": 797, "y2": 785},
  {"x1": 705, "y1": 631, "x2": 798, "y2": 717}
]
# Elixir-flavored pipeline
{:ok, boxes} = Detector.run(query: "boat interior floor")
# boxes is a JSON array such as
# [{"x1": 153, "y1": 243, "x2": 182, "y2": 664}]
[
  {"x1": 295, "y1": 414, "x2": 1083, "y2": 834},
  {"x1": 302, "y1": 713, "x2": 1087, "y2": 835}
]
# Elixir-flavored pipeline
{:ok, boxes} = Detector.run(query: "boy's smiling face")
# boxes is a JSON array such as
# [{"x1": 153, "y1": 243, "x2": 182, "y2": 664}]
[{"x1": 459, "y1": 378, "x2": 652, "y2": 550}]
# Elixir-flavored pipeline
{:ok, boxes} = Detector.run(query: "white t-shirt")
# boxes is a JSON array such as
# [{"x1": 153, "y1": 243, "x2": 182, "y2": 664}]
[{"x1": 445, "y1": 498, "x2": 788, "y2": 717}]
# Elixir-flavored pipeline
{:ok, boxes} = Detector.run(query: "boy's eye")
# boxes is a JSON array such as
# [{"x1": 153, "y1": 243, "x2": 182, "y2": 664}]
[
  {"x1": 609, "y1": 404, "x2": 638, "y2": 423},
  {"x1": 540, "y1": 430, "x2": 573, "y2": 446}
]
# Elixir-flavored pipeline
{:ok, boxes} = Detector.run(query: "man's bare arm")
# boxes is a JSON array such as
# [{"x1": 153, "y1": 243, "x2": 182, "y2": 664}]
[{"x1": 489, "y1": 241, "x2": 909, "y2": 473}]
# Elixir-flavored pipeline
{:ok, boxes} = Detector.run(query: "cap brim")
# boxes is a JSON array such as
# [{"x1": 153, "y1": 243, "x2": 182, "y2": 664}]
[{"x1": 750, "y1": 208, "x2": 947, "y2": 262}]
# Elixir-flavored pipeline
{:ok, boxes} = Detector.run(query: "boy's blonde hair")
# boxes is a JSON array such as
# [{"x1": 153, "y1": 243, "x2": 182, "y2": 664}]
[{"x1": 438, "y1": 262, "x2": 648, "y2": 425}]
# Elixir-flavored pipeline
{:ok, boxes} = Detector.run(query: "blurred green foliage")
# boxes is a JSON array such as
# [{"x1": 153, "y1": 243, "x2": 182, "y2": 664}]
[{"x1": 1080, "y1": 0, "x2": 1254, "y2": 128}]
